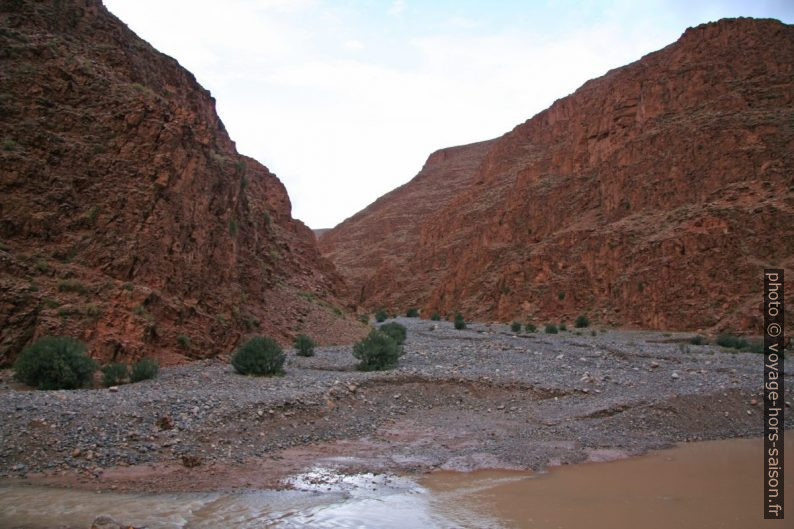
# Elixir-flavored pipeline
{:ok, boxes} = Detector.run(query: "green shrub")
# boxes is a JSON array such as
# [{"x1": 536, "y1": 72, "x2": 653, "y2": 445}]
[
  {"x1": 454, "y1": 313, "x2": 466, "y2": 330},
  {"x1": 130, "y1": 357, "x2": 159, "y2": 382},
  {"x1": 358, "y1": 314, "x2": 369, "y2": 324},
  {"x1": 101, "y1": 362, "x2": 128, "y2": 387},
  {"x1": 745, "y1": 340, "x2": 764, "y2": 354},
  {"x1": 430, "y1": 312, "x2": 441, "y2": 321},
  {"x1": 559, "y1": 323, "x2": 568, "y2": 332},
  {"x1": 406, "y1": 308, "x2": 419, "y2": 318},
  {"x1": 352, "y1": 330, "x2": 401, "y2": 371},
  {"x1": 374, "y1": 309, "x2": 388, "y2": 323},
  {"x1": 545, "y1": 324, "x2": 558, "y2": 334},
  {"x1": 558, "y1": 291, "x2": 565, "y2": 300},
  {"x1": 379, "y1": 322, "x2": 407, "y2": 345},
  {"x1": 525, "y1": 322, "x2": 537, "y2": 333},
  {"x1": 591, "y1": 330, "x2": 597, "y2": 336},
  {"x1": 574, "y1": 315, "x2": 589, "y2": 328},
  {"x1": 689, "y1": 335, "x2": 707, "y2": 345},
  {"x1": 511, "y1": 321, "x2": 521, "y2": 333},
  {"x1": 293, "y1": 334, "x2": 315, "y2": 357},
  {"x1": 58, "y1": 279, "x2": 89, "y2": 295},
  {"x1": 14, "y1": 336, "x2": 97, "y2": 390},
  {"x1": 177, "y1": 335, "x2": 190, "y2": 349},
  {"x1": 231, "y1": 337, "x2": 285, "y2": 375},
  {"x1": 716, "y1": 334, "x2": 748, "y2": 350}
]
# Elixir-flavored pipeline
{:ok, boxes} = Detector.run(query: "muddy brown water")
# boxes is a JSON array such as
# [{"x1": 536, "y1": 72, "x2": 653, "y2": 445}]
[{"x1": 0, "y1": 434, "x2": 791, "y2": 529}]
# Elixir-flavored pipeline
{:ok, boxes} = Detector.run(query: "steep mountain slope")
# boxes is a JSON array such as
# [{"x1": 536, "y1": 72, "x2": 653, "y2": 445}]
[
  {"x1": 321, "y1": 18, "x2": 794, "y2": 332},
  {"x1": 319, "y1": 139, "x2": 495, "y2": 305},
  {"x1": 0, "y1": 0, "x2": 365, "y2": 365}
]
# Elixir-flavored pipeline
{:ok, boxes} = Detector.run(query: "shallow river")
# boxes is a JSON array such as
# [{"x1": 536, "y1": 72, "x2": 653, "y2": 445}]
[{"x1": 1, "y1": 435, "x2": 791, "y2": 529}]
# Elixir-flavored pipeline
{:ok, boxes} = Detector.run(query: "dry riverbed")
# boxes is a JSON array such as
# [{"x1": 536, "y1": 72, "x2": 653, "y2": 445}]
[{"x1": 1, "y1": 317, "x2": 791, "y2": 493}]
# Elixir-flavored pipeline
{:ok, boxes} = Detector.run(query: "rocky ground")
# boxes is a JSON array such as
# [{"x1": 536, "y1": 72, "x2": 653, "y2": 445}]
[{"x1": 0, "y1": 317, "x2": 791, "y2": 493}]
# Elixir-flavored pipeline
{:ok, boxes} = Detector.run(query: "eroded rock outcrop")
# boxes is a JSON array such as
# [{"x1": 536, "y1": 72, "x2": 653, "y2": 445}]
[
  {"x1": 321, "y1": 18, "x2": 794, "y2": 332},
  {"x1": 0, "y1": 0, "x2": 365, "y2": 365}
]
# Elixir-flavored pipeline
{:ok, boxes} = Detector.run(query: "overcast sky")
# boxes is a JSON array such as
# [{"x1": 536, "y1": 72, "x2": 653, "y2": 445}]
[{"x1": 104, "y1": 0, "x2": 793, "y2": 229}]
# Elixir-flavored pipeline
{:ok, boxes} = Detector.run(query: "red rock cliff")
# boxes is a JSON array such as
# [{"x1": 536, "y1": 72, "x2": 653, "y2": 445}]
[
  {"x1": 321, "y1": 18, "x2": 794, "y2": 333},
  {"x1": 0, "y1": 0, "x2": 365, "y2": 365}
]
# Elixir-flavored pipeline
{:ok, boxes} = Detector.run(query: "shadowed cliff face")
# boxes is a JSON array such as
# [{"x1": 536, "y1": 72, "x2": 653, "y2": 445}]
[
  {"x1": 0, "y1": 0, "x2": 366, "y2": 365},
  {"x1": 321, "y1": 18, "x2": 794, "y2": 333}
]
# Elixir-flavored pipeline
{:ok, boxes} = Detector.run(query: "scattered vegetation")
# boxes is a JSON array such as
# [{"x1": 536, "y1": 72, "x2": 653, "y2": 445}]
[
  {"x1": 406, "y1": 308, "x2": 419, "y2": 318},
  {"x1": 716, "y1": 334, "x2": 749, "y2": 350},
  {"x1": 177, "y1": 335, "x2": 191, "y2": 350},
  {"x1": 101, "y1": 362, "x2": 128, "y2": 387},
  {"x1": 85, "y1": 304, "x2": 102, "y2": 318},
  {"x1": 545, "y1": 323, "x2": 558, "y2": 334},
  {"x1": 57, "y1": 279, "x2": 89, "y2": 295},
  {"x1": 511, "y1": 321, "x2": 522, "y2": 333},
  {"x1": 293, "y1": 334, "x2": 315, "y2": 357},
  {"x1": 228, "y1": 218, "x2": 238, "y2": 237},
  {"x1": 374, "y1": 309, "x2": 388, "y2": 323},
  {"x1": 379, "y1": 322, "x2": 407, "y2": 345},
  {"x1": 525, "y1": 322, "x2": 537, "y2": 333},
  {"x1": 352, "y1": 329, "x2": 401, "y2": 371},
  {"x1": 358, "y1": 314, "x2": 369, "y2": 324},
  {"x1": 14, "y1": 336, "x2": 97, "y2": 390},
  {"x1": 574, "y1": 314, "x2": 590, "y2": 328},
  {"x1": 559, "y1": 322, "x2": 568, "y2": 332},
  {"x1": 430, "y1": 312, "x2": 441, "y2": 321},
  {"x1": 231, "y1": 337, "x2": 285, "y2": 375},
  {"x1": 130, "y1": 357, "x2": 159, "y2": 382},
  {"x1": 689, "y1": 335, "x2": 707, "y2": 345},
  {"x1": 558, "y1": 291, "x2": 565, "y2": 300},
  {"x1": 35, "y1": 259, "x2": 50, "y2": 274},
  {"x1": 454, "y1": 313, "x2": 466, "y2": 330},
  {"x1": 591, "y1": 330, "x2": 597, "y2": 336}
]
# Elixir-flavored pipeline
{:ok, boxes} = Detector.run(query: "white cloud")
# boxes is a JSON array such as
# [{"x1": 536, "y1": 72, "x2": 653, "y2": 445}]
[{"x1": 387, "y1": 0, "x2": 406, "y2": 16}]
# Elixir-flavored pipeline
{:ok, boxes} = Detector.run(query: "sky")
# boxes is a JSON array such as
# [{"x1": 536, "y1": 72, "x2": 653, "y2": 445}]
[{"x1": 103, "y1": 1, "x2": 794, "y2": 229}]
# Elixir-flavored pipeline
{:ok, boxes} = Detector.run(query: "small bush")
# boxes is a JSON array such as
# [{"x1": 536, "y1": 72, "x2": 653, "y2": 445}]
[
  {"x1": 231, "y1": 337, "x2": 285, "y2": 375},
  {"x1": 510, "y1": 321, "x2": 522, "y2": 333},
  {"x1": 574, "y1": 315, "x2": 589, "y2": 328},
  {"x1": 430, "y1": 312, "x2": 441, "y2": 321},
  {"x1": 716, "y1": 334, "x2": 748, "y2": 350},
  {"x1": 177, "y1": 335, "x2": 190, "y2": 349},
  {"x1": 379, "y1": 322, "x2": 407, "y2": 345},
  {"x1": 745, "y1": 340, "x2": 764, "y2": 354},
  {"x1": 454, "y1": 313, "x2": 466, "y2": 330},
  {"x1": 352, "y1": 329, "x2": 401, "y2": 371},
  {"x1": 406, "y1": 308, "x2": 419, "y2": 318},
  {"x1": 525, "y1": 322, "x2": 537, "y2": 333},
  {"x1": 689, "y1": 335, "x2": 707, "y2": 345},
  {"x1": 545, "y1": 324, "x2": 558, "y2": 334},
  {"x1": 358, "y1": 314, "x2": 369, "y2": 324},
  {"x1": 58, "y1": 279, "x2": 89, "y2": 295},
  {"x1": 102, "y1": 362, "x2": 128, "y2": 387},
  {"x1": 558, "y1": 291, "x2": 565, "y2": 300},
  {"x1": 14, "y1": 336, "x2": 96, "y2": 390},
  {"x1": 559, "y1": 323, "x2": 568, "y2": 332},
  {"x1": 374, "y1": 309, "x2": 388, "y2": 323},
  {"x1": 591, "y1": 330, "x2": 597, "y2": 336},
  {"x1": 293, "y1": 334, "x2": 315, "y2": 357},
  {"x1": 130, "y1": 357, "x2": 159, "y2": 382}
]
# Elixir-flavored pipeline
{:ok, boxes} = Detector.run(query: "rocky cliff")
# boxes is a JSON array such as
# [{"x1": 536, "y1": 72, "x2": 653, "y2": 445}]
[
  {"x1": 0, "y1": 0, "x2": 365, "y2": 365},
  {"x1": 320, "y1": 18, "x2": 794, "y2": 333}
]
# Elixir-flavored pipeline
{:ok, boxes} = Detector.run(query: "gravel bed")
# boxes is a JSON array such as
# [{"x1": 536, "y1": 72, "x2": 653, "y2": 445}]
[{"x1": 0, "y1": 317, "x2": 791, "y2": 486}]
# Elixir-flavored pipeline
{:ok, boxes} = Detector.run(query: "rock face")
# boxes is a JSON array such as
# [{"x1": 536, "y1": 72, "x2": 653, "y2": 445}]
[
  {"x1": 0, "y1": 0, "x2": 365, "y2": 365},
  {"x1": 320, "y1": 18, "x2": 794, "y2": 332}
]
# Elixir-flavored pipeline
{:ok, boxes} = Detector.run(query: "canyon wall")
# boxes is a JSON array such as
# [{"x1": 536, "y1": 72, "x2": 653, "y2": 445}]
[
  {"x1": 0, "y1": 0, "x2": 365, "y2": 365},
  {"x1": 321, "y1": 18, "x2": 794, "y2": 333}
]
